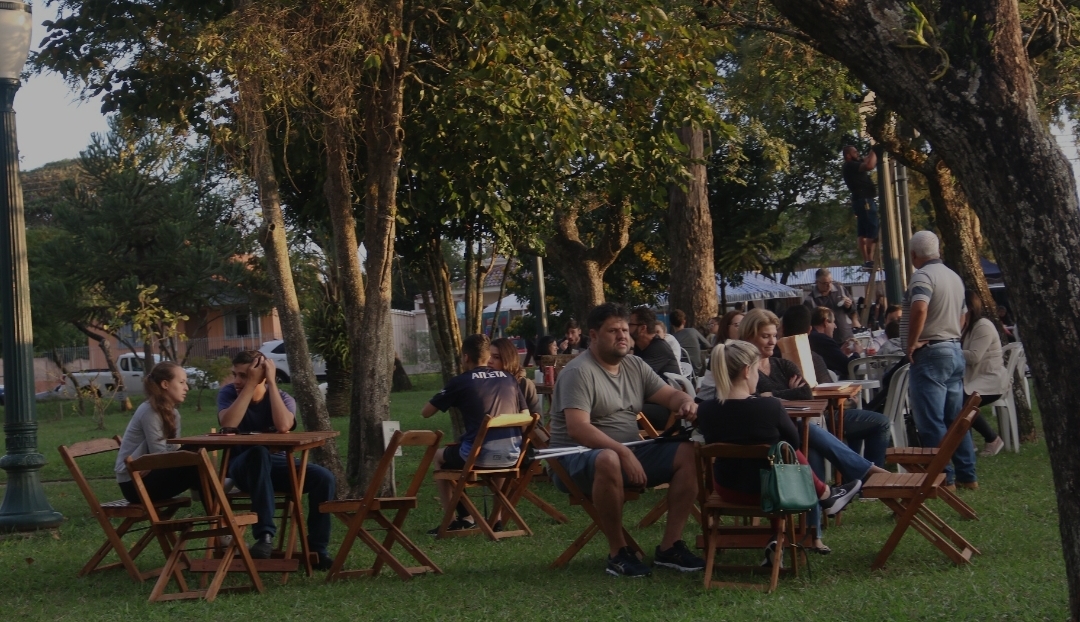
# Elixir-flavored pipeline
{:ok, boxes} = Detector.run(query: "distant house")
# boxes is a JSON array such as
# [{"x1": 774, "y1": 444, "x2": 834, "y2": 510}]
[{"x1": 84, "y1": 306, "x2": 283, "y2": 369}]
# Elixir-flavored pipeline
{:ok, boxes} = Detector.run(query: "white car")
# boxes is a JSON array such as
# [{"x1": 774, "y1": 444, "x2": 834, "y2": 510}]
[{"x1": 258, "y1": 340, "x2": 327, "y2": 384}]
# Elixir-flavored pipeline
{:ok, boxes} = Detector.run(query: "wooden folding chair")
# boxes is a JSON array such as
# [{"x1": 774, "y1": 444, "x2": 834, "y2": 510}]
[
  {"x1": 885, "y1": 394, "x2": 981, "y2": 521},
  {"x1": 862, "y1": 395, "x2": 982, "y2": 570},
  {"x1": 127, "y1": 449, "x2": 264, "y2": 602},
  {"x1": 321, "y1": 430, "x2": 444, "y2": 582},
  {"x1": 696, "y1": 443, "x2": 803, "y2": 592},
  {"x1": 505, "y1": 426, "x2": 570, "y2": 525},
  {"x1": 59, "y1": 437, "x2": 191, "y2": 582},
  {"x1": 433, "y1": 412, "x2": 540, "y2": 540}
]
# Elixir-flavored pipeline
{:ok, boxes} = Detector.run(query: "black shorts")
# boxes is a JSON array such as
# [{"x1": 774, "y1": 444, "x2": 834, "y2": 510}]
[
  {"x1": 441, "y1": 443, "x2": 466, "y2": 470},
  {"x1": 852, "y1": 196, "x2": 880, "y2": 240}
]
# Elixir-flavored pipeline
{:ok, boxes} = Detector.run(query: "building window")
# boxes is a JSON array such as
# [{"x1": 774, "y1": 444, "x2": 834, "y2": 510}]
[{"x1": 225, "y1": 311, "x2": 261, "y2": 339}]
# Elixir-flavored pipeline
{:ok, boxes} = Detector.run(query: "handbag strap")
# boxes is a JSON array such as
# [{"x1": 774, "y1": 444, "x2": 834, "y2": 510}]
[{"x1": 768, "y1": 441, "x2": 799, "y2": 465}]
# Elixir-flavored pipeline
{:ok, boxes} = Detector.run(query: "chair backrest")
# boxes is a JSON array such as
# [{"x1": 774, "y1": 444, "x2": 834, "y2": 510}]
[
  {"x1": 695, "y1": 443, "x2": 771, "y2": 507},
  {"x1": 363, "y1": 429, "x2": 443, "y2": 502},
  {"x1": 849, "y1": 354, "x2": 905, "y2": 382},
  {"x1": 883, "y1": 363, "x2": 911, "y2": 447},
  {"x1": 465, "y1": 412, "x2": 539, "y2": 472},
  {"x1": 922, "y1": 394, "x2": 981, "y2": 482},
  {"x1": 58, "y1": 436, "x2": 125, "y2": 514},
  {"x1": 126, "y1": 449, "x2": 233, "y2": 524},
  {"x1": 635, "y1": 412, "x2": 660, "y2": 439}
]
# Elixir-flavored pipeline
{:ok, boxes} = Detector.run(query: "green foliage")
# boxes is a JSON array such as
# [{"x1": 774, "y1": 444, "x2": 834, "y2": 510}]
[{"x1": 28, "y1": 120, "x2": 267, "y2": 346}]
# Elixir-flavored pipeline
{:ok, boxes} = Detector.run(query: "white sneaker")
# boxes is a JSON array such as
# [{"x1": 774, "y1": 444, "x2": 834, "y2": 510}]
[{"x1": 981, "y1": 436, "x2": 1005, "y2": 457}]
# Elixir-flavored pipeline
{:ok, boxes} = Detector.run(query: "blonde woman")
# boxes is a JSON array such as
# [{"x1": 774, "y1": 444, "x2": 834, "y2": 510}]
[{"x1": 697, "y1": 340, "x2": 861, "y2": 557}]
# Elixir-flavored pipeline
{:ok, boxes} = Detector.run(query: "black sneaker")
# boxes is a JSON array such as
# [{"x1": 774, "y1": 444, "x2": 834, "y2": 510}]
[
  {"x1": 653, "y1": 540, "x2": 705, "y2": 572},
  {"x1": 606, "y1": 546, "x2": 652, "y2": 578},
  {"x1": 862, "y1": 260, "x2": 875, "y2": 270},
  {"x1": 820, "y1": 480, "x2": 863, "y2": 516},
  {"x1": 250, "y1": 533, "x2": 274, "y2": 559},
  {"x1": 427, "y1": 517, "x2": 475, "y2": 536},
  {"x1": 761, "y1": 540, "x2": 784, "y2": 568}
]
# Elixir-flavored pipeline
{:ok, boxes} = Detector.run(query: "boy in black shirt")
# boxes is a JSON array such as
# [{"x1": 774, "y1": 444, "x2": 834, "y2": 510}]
[{"x1": 422, "y1": 334, "x2": 528, "y2": 532}]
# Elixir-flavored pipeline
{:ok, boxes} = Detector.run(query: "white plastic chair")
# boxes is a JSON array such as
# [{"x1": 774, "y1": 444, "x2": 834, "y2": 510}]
[
  {"x1": 883, "y1": 364, "x2": 911, "y2": 449},
  {"x1": 997, "y1": 344, "x2": 1029, "y2": 453},
  {"x1": 849, "y1": 355, "x2": 905, "y2": 403},
  {"x1": 664, "y1": 372, "x2": 696, "y2": 399}
]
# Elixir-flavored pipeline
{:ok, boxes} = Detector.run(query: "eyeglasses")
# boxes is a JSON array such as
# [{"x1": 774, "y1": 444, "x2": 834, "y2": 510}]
[{"x1": 628, "y1": 322, "x2": 643, "y2": 328}]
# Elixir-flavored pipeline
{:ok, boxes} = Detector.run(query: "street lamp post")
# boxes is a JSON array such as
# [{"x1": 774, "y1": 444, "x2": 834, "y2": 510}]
[{"x1": 0, "y1": 0, "x2": 64, "y2": 532}]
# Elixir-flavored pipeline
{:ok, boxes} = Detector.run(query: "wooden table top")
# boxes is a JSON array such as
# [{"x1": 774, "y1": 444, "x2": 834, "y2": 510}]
[
  {"x1": 812, "y1": 385, "x2": 862, "y2": 399},
  {"x1": 781, "y1": 400, "x2": 828, "y2": 416},
  {"x1": 536, "y1": 383, "x2": 554, "y2": 395},
  {"x1": 169, "y1": 431, "x2": 340, "y2": 448}
]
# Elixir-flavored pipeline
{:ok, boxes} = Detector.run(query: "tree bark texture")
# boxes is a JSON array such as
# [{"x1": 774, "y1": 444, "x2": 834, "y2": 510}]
[
  {"x1": 348, "y1": 4, "x2": 407, "y2": 495},
  {"x1": 770, "y1": 0, "x2": 1080, "y2": 615},
  {"x1": 323, "y1": 360, "x2": 351, "y2": 419},
  {"x1": 234, "y1": 66, "x2": 345, "y2": 486},
  {"x1": 545, "y1": 201, "x2": 632, "y2": 322},
  {"x1": 667, "y1": 127, "x2": 718, "y2": 330}
]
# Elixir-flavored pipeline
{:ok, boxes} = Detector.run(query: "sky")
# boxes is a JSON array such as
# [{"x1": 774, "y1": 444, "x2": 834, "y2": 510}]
[
  {"x1": 15, "y1": 2, "x2": 109, "y2": 171},
  {"x1": 12, "y1": 2, "x2": 1080, "y2": 184}
]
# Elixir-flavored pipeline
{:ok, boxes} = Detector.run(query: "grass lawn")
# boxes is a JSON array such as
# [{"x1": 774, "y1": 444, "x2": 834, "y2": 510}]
[{"x1": 0, "y1": 375, "x2": 1069, "y2": 620}]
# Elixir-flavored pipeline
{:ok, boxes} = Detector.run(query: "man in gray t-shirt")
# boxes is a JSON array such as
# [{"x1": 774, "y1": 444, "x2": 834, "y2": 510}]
[
  {"x1": 904, "y1": 231, "x2": 976, "y2": 487},
  {"x1": 548, "y1": 303, "x2": 703, "y2": 578}
]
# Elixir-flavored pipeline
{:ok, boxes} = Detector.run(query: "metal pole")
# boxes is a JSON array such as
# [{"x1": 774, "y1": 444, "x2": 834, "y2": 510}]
[
  {"x1": 877, "y1": 151, "x2": 904, "y2": 306},
  {"x1": 532, "y1": 255, "x2": 548, "y2": 338},
  {"x1": 895, "y1": 161, "x2": 914, "y2": 283},
  {"x1": 0, "y1": 78, "x2": 64, "y2": 532}
]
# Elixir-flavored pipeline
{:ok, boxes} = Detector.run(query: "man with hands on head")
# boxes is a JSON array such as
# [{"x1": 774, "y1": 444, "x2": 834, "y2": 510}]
[
  {"x1": 216, "y1": 350, "x2": 337, "y2": 569},
  {"x1": 549, "y1": 303, "x2": 705, "y2": 578}
]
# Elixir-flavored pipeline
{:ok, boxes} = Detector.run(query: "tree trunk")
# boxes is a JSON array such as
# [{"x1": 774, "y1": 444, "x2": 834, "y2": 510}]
[
  {"x1": 392, "y1": 356, "x2": 412, "y2": 392},
  {"x1": 323, "y1": 359, "x2": 351, "y2": 419},
  {"x1": 667, "y1": 127, "x2": 718, "y2": 329},
  {"x1": 546, "y1": 201, "x2": 631, "y2": 322},
  {"x1": 73, "y1": 323, "x2": 131, "y2": 411},
  {"x1": 422, "y1": 239, "x2": 462, "y2": 384},
  {"x1": 321, "y1": 112, "x2": 366, "y2": 434},
  {"x1": 463, "y1": 229, "x2": 493, "y2": 338},
  {"x1": 348, "y1": 7, "x2": 407, "y2": 495},
  {"x1": 234, "y1": 59, "x2": 345, "y2": 487},
  {"x1": 488, "y1": 259, "x2": 511, "y2": 337},
  {"x1": 767, "y1": 1, "x2": 1080, "y2": 615}
]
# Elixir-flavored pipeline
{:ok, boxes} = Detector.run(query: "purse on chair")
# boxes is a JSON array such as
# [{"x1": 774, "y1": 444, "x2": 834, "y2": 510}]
[{"x1": 759, "y1": 441, "x2": 818, "y2": 513}]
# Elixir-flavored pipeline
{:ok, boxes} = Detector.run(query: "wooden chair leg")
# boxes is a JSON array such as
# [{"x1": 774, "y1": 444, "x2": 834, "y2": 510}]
[
  {"x1": 551, "y1": 522, "x2": 601, "y2": 569},
  {"x1": 374, "y1": 512, "x2": 442, "y2": 575},
  {"x1": 521, "y1": 488, "x2": 570, "y2": 524},
  {"x1": 637, "y1": 496, "x2": 669, "y2": 528}
]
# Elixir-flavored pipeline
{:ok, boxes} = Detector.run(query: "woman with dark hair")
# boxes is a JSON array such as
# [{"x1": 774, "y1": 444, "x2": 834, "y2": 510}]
[
  {"x1": 535, "y1": 335, "x2": 559, "y2": 364},
  {"x1": 114, "y1": 362, "x2": 201, "y2": 503},
  {"x1": 715, "y1": 310, "x2": 744, "y2": 346},
  {"x1": 697, "y1": 340, "x2": 861, "y2": 557},
  {"x1": 491, "y1": 337, "x2": 539, "y2": 414},
  {"x1": 962, "y1": 290, "x2": 1010, "y2": 456}
]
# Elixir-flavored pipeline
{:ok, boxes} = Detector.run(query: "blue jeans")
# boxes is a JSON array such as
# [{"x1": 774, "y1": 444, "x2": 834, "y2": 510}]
[
  {"x1": 908, "y1": 342, "x2": 975, "y2": 484},
  {"x1": 228, "y1": 446, "x2": 336, "y2": 555},
  {"x1": 806, "y1": 424, "x2": 873, "y2": 483},
  {"x1": 839, "y1": 408, "x2": 890, "y2": 468}
]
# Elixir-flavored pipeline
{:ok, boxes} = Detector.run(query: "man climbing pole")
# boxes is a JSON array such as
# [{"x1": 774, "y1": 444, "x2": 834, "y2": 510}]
[{"x1": 842, "y1": 145, "x2": 879, "y2": 270}]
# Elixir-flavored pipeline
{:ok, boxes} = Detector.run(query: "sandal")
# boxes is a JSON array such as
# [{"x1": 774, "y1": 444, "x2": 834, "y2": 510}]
[{"x1": 807, "y1": 543, "x2": 832, "y2": 555}]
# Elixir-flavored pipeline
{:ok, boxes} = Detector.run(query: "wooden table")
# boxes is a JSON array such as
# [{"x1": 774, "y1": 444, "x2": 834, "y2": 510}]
[
  {"x1": 812, "y1": 385, "x2": 863, "y2": 444},
  {"x1": 781, "y1": 400, "x2": 827, "y2": 456},
  {"x1": 170, "y1": 431, "x2": 339, "y2": 577}
]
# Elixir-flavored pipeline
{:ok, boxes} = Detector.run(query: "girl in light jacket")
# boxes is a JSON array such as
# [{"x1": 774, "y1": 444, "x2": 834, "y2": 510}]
[{"x1": 961, "y1": 290, "x2": 1011, "y2": 457}]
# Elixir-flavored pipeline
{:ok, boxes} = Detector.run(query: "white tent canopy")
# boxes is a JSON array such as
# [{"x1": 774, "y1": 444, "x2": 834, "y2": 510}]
[{"x1": 482, "y1": 294, "x2": 530, "y2": 314}]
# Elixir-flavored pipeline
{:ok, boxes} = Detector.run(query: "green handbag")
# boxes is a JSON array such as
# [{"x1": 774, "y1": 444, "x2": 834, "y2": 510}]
[{"x1": 759, "y1": 441, "x2": 818, "y2": 513}]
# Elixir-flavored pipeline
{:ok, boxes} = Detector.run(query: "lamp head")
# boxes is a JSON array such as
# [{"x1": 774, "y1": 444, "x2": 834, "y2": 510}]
[{"x1": 0, "y1": 1, "x2": 33, "y2": 81}]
